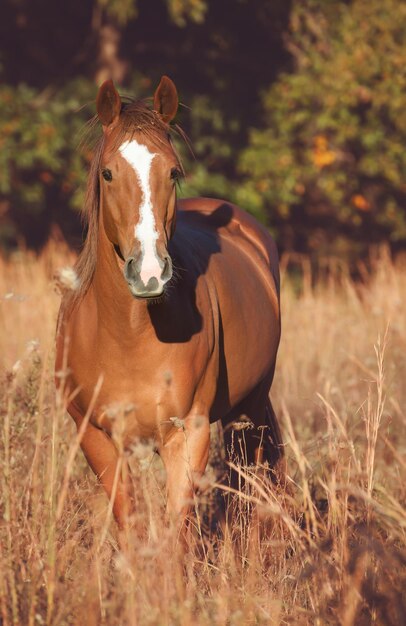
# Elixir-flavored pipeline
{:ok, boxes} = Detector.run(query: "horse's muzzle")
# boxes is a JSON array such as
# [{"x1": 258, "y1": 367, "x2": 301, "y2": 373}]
[{"x1": 124, "y1": 255, "x2": 172, "y2": 299}]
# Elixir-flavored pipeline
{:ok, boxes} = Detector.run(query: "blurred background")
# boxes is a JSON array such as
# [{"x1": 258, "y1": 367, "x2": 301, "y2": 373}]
[{"x1": 0, "y1": 0, "x2": 405, "y2": 263}]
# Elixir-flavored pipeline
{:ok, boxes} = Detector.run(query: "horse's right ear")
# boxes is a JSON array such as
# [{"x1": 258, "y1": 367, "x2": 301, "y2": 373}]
[
  {"x1": 96, "y1": 80, "x2": 122, "y2": 129},
  {"x1": 154, "y1": 76, "x2": 178, "y2": 124}
]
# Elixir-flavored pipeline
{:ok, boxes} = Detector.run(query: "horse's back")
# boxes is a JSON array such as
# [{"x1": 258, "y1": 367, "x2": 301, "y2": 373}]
[{"x1": 178, "y1": 198, "x2": 280, "y2": 294}]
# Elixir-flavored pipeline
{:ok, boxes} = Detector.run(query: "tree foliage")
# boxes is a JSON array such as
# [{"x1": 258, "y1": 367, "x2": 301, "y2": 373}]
[
  {"x1": 0, "y1": 80, "x2": 98, "y2": 246},
  {"x1": 236, "y1": 0, "x2": 406, "y2": 256}
]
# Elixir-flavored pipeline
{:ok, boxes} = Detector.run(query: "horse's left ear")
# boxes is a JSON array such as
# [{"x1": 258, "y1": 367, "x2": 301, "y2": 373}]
[
  {"x1": 96, "y1": 80, "x2": 122, "y2": 129},
  {"x1": 153, "y1": 76, "x2": 178, "y2": 124}
]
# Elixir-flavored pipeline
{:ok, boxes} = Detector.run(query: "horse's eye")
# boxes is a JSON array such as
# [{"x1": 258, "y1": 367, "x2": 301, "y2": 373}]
[
  {"x1": 102, "y1": 168, "x2": 112, "y2": 182},
  {"x1": 170, "y1": 167, "x2": 181, "y2": 182}
]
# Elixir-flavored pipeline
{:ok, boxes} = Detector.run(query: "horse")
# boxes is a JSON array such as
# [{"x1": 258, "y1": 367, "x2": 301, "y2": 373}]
[{"x1": 56, "y1": 76, "x2": 283, "y2": 534}]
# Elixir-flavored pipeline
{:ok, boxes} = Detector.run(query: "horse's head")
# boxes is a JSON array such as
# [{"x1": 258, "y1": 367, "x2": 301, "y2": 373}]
[{"x1": 96, "y1": 77, "x2": 181, "y2": 300}]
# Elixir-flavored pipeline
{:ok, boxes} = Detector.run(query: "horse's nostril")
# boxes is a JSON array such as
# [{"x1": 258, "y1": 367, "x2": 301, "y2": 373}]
[
  {"x1": 124, "y1": 256, "x2": 137, "y2": 281},
  {"x1": 161, "y1": 257, "x2": 173, "y2": 282}
]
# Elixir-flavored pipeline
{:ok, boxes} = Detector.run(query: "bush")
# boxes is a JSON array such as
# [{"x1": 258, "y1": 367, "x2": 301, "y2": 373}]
[
  {"x1": 0, "y1": 79, "x2": 99, "y2": 247},
  {"x1": 238, "y1": 0, "x2": 406, "y2": 257}
]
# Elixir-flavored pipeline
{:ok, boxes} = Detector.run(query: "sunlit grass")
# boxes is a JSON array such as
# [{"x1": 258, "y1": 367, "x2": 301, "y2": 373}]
[{"x1": 0, "y1": 241, "x2": 405, "y2": 625}]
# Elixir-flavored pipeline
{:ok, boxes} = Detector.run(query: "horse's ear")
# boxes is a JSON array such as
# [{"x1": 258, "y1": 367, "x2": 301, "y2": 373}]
[
  {"x1": 96, "y1": 80, "x2": 122, "y2": 129},
  {"x1": 153, "y1": 76, "x2": 178, "y2": 124}
]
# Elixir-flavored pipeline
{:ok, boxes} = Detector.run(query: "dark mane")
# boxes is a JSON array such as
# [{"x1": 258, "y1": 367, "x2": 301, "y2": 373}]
[{"x1": 64, "y1": 98, "x2": 185, "y2": 313}]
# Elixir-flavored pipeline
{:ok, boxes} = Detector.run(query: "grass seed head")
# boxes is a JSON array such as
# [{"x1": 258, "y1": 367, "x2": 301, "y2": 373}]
[{"x1": 54, "y1": 266, "x2": 79, "y2": 292}]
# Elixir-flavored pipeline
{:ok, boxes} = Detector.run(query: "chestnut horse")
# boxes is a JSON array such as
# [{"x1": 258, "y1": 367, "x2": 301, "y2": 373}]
[{"x1": 56, "y1": 77, "x2": 283, "y2": 531}]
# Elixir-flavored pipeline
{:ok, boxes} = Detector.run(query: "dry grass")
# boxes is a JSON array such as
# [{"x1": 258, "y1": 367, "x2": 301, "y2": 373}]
[{"x1": 0, "y1": 241, "x2": 405, "y2": 626}]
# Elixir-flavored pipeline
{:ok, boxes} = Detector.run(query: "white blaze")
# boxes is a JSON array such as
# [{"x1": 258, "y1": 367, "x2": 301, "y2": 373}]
[{"x1": 119, "y1": 139, "x2": 162, "y2": 286}]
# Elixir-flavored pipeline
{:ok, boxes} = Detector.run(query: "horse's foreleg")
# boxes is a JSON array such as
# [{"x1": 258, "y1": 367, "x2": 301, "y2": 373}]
[
  {"x1": 75, "y1": 418, "x2": 134, "y2": 529},
  {"x1": 159, "y1": 413, "x2": 210, "y2": 537}
]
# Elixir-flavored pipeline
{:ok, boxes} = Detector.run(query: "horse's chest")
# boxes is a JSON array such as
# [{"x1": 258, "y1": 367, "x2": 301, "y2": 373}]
[
  {"x1": 70, "y1": 338, "x2": 209, "y2": 440},
  {"x1": 94, "y1": 377, "x2": 186, "y2": 440}
]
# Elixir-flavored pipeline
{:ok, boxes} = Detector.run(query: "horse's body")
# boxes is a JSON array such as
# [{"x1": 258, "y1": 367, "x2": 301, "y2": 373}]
[{"x1": 56, "y1": 78, "x2": 283, "y2": 529}]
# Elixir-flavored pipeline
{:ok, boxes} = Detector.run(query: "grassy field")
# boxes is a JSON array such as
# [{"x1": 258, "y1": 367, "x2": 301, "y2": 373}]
[{"x1": 0, "y1": 241, "x2": 405, "y2": 626}]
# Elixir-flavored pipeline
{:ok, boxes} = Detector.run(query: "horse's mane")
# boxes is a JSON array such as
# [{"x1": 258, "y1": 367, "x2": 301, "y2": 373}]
[{"x1": 63, "y1": 97, "x2": 186, "y2": 314}]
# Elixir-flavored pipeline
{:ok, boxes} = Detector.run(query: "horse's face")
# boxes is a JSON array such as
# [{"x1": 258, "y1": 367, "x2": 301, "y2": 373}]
[
  {"x1": 96, "y1": 78, "x2": 180, "y2": 300},
  {"x1": 100, "y1": 128, "x2": 179, "y2": 299}
]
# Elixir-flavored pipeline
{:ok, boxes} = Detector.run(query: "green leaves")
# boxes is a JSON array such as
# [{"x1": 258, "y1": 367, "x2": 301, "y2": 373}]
[
  {"x1": 0, "y1": 80, "x2": 97, "y2": 241},
  {"x1": 97, "y1": 0, "x2": 138, "y2": 25},
  {"x1": 166, "y1": 0, "x2": 207, "y2": 26},
  {"x1": 238, "y1": 0, "x2": 406, "y2": 253}
]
